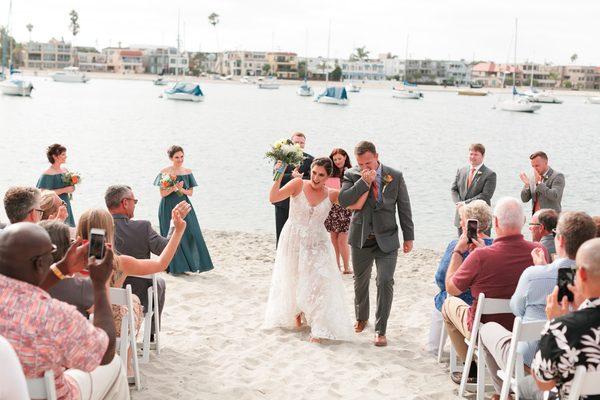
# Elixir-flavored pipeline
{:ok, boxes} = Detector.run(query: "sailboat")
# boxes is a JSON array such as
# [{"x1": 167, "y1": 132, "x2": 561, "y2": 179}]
[
  {"x1": 315, "y1": 21, "x2": 348, "y2": 105},
  {"x1": 345, "y1": 81, "x2": 361, "y2": 93},
  {"x1": 297, "y1": 78, "x2": 314, "y2": 96},
  {"x1": 522, "y1": 63, "x2": 562, "y2": 104},
  {"x1": 587, "y1": 97, "x2": 600, "y2": 104},
  {"x1": 498, "y1": 20, "x2": 541, "y2": 113},
  {"x1": 392, "y1": 35, "x2": 423, "y2": 100},
  {"x1": 0, "y1": 1, "x2": 34, "y2": 96}
]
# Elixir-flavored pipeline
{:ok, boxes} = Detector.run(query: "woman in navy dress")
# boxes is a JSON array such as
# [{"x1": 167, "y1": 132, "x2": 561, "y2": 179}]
[{"x1": 154, "y1": 145, "x2": 214, "y2": 274}]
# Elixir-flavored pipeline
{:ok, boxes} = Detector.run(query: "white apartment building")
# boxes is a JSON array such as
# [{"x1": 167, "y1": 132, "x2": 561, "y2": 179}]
[
  {"x1": 340, "y1": 60, "x2": 385, "y2": 80},
  {"x1": 216, "y1": 51, "x2": 268, "y2": 76},
  {"x1": 24, "y1": 39, "x2": 72, "y2": 69}
]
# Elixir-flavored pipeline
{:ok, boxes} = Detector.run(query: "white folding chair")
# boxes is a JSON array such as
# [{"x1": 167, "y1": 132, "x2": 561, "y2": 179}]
[
  {"x1": 568, "y1": 365, "x2": 600, "y2": 399},
  {"x1": 139, "y1": 274, "x2": 161, "y2": 363},
  {"x1": 458, "y1": 293, "x2": 512, "y2": 399},
  {"x1": 0, "y1": 335, "x2": 33, "y2": 400},
  {"x1": 437, "y1": 322, "x2": 447, "y2": 363},
  {"x1": 497, "y1": 317, "x2": 547, "y2": 400},
  {"x1": 27, "y1": 370, "x2": 58, "y2": 400},
  {"x1": 108, "y1": 284, "x2": 141, "y2": 390}
]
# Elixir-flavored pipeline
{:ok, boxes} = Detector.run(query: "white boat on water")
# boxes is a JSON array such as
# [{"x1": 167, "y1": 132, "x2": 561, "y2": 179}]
[
  {"x1": 498, "y1": 96, "x2": 541, "y2": 112},
  {"x1": 315, "y1": 87, "x2": 348, "y2": 105},
  {"x1": 345, "y1": 82, "x2": 361, "y2": 93},
  {"x1": 52, "y1": 67, "x2": 89, "y2": 83},
  {"x1": 240, "y1": 76, "x2": 252, "y2": 84},
  {"x1": 153, "y1": 76, "x2": 168, "y2": 86},
  {"x1": 587, "y1": 96, "x2": 600, "y2": 104},
  {"x1": 258, "y1": 78, "x2": 279, "y2": 89},
  {"x1": 296, "y1": 79, "x2": 313, "y2": 96},
  {"x1": 523, "y1": 89, "x2": 562, "y2": 104},
  {"x1": 164, "y1": 82, "x2": 204, "y2": 102},
  {"x1": 392, "y1": 87, "x2": 423, "y2": 99},
  {"x1": 0, "y1": 71, "x2": 34, "y2": 96}
]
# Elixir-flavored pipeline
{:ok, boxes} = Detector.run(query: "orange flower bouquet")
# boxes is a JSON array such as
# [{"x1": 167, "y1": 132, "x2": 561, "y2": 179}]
[
  {"x1": 159, "y1": 173, "x2": 183, "y2": 197},
  {"x1": 62, "y1": 172, "x2": 82, "y2": 200}
]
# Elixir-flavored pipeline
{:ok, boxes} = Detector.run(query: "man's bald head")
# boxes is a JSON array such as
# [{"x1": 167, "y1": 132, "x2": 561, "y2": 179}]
[
  {"x1": 0, "y1": 222, "x2": 55, "y2": 286},
  {"x1": 576, "y1": 238, "x2": 600, "y2": 277}
]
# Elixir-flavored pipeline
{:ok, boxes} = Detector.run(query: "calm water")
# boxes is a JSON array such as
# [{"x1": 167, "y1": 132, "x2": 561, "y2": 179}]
[{"x1": 1, "y1": 77, "x2": 599, "y2": 249}]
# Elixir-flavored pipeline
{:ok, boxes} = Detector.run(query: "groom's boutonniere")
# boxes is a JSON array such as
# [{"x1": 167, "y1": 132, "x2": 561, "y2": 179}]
[
  {"x1": 476, "y1": 171, "x2": 483, "y2": 175},
  {"x1": 382, "y1": 174, "x2": 393, "y2": 193}
]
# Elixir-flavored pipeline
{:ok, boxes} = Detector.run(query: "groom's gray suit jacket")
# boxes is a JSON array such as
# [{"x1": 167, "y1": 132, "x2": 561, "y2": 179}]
[
  {"x1": 339, "y1": 164, "x2": 414, "y2": 253},
  {"x1": 520, "y1": 167, "x2": 565, "y2": 214},
  {"x1": 450, "y1": 164, "x2": 496, "y2": 228}
]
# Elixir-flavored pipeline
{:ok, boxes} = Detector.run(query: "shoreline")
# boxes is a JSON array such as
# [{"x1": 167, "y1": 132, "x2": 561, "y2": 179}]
[
  {"x1": 20, "y1": 68, "x2": 600, "y2": 97},
  {"x1": 131, "y1": 229, "x2": 453, "y2": 399}
]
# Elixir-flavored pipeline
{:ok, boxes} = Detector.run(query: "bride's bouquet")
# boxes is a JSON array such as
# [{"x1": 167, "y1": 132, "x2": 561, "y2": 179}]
[
  {"x1": 265, "y1": 139, "x2": 305, "y2": 181},
  {"x1": 62, "y1": 172, "x2": 81, "y2": 200},
  {"x1": 158, "y1": 173, "x2": 184, "y2": 197}
]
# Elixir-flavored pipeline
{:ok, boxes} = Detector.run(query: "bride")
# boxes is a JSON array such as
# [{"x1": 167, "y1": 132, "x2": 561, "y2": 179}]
[{"x1": 264, "y1": 157, "x2": 368, "y2": 342}]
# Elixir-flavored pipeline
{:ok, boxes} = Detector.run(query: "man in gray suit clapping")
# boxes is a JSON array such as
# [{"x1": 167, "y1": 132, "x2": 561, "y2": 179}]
[
  {"x1": 519, "y1": 151, "x2": 565, "y2": 215},
  {"x1": 339, "y1": 141, "x2": 414, "y2": 347},
  {"x1": 451, "y1": 143, "x2": 497, "y2": 235}
]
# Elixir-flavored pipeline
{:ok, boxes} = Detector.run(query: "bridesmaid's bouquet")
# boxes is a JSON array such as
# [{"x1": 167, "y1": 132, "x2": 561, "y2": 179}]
[
  {"x1": 265, "y1": 139, "x2": 305, "y2": 181},
  {"x1": 159, "y1": 173, "x2": 183, "y2": 197},
  {"x1": 62, "y1": 172, "x2": 81, "y2": 200}
]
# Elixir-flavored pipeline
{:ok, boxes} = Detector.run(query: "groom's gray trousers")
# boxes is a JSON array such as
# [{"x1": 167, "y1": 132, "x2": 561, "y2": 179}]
[{"x1": 352, "y1": 237, "x2": 398, "y2": 336}]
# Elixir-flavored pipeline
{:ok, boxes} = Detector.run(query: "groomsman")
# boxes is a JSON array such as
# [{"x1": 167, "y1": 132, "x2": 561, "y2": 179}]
[
  {"x1": 273, "y1": 132, "x2": 313, "y2": 246},
  {"x1": 519, "y1": 151, "x2": 565, "y2": 215},
  {"x1": 451, "y1": 143, "x2": 496, "y2": 235}
]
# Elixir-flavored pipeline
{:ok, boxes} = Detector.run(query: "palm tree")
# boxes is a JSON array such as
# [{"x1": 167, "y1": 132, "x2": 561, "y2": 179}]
[
  {"x1": 69, "y1": 10, "x2": 80, "y2": 66},
  {"x1": 262, "y1": 63, "x2": 271, "y2": 76},
  {"x1": 570, "y1": 53, "x2": 578, "y2": 64},
  {"x1": 208, "y1": 13, "x2": 220, "y2": 51},
  {"x1": 350, "y1": 46, "x2": 369, "y2": 61},
  {"x1": 26, "y1": 23, "x2": 33, "y2": 42}
]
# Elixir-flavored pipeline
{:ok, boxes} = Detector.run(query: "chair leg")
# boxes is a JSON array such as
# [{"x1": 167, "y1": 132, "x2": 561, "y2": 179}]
[
  {"x1": 459, "y1": 336, "x2": 476, "y2": 397},
  {"x1": 437, "y1": 323, "x2": 447, "y2": 363},
  {"x1": 476, "y1": 336, "x2": 486, "y2": 400},
  {"x1": 128, "y1": 311, "x2": 141, "y2": 390},
  {"x1": 153, "y1": 282, "x2": 160, "y2": 354}
]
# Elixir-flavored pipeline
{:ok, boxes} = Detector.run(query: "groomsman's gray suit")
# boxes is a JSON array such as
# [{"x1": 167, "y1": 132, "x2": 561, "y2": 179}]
[
  {"x1": 450, "y1": 164, "x2": 497, "y2": 230},
  {"x1": 520, "y1": 167, "x2": 565, "y2": 214},
  {"x1": 339, "y1": 164, "x2": 414, "y2": 336},
  {"x1": 113, "y1": 214, "x2": 167, "y2": 338}
]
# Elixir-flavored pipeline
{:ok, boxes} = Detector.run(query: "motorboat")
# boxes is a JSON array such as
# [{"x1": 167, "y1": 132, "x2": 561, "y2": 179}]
[
  {"x1": 458, "y1": 89, "x2": 488, "y2": 96},
  {"x1": 258, "y1": 78, "x2": 279, "y2": 89},
  {"x1": 498, "y1": 96, "x2": 541, "y2": 113},
  {"x1": 0, "y1": 71, "x2": 34, "y2": 96},
  {"x1": 164, "y1": 82, "x2": 204, "y2": 102},
  {"x1": 586, "y1": 96, "x2": 600, "y2": 104},
  {"x1": 314, "y1": 86, "x2": 348, "y2": 105},
  {"x1": 153, "y1": 76, "x2": 168, "y2": 86},
  {"x1": 51, "y1": 67, "x2": 89, "y2": 83},
  {"x1": 522, "y1": 88, "x2": 562, "y2": 104},
  {"x1": 345, "y1": 82, "x2": 361, "y2": 93},
  {"x1": 296, "y1": 79, "x2": 313, "y2": 96},
  {"x1": 392, "y1": 87, "x2": 423, "y2": 99}
]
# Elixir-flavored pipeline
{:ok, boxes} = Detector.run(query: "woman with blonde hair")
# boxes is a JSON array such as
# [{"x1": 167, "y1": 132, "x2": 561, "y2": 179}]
[{"x1": 39, "y1": 190, "x2": 68, "y2": 222}]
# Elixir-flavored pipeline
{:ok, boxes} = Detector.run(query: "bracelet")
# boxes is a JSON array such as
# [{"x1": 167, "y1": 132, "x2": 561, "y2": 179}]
[
  {"x1": 50, "y1": 264, "x2": 66, "y2": 280},
  {"x1": 452, "y1": 250, "x2": 464, "y2": 258}
]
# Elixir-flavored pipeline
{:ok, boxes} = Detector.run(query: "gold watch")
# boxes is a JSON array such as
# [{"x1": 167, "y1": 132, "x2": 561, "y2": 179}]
[{"x1": 50, "y1": 264, "x2": 66, "y2": 280}]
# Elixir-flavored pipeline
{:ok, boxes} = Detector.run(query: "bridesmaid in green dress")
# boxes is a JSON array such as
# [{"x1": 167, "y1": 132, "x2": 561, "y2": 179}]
[
  {"x1": 154, "y1": 145, "x2": 214, "y2": 275},
  {"x1": 36, "y1": 144, "x2": 76, "y2": 227}
]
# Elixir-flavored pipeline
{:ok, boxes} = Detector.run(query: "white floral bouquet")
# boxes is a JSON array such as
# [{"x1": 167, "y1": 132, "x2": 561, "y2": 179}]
[{"x1": 265, "y1": 139, "x2": 305, "y2": 181}]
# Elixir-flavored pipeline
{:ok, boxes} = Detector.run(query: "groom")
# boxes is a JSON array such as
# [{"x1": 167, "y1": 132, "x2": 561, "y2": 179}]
[{"x1": 339, "y1": 141, "x2": 414, "y2": 347}]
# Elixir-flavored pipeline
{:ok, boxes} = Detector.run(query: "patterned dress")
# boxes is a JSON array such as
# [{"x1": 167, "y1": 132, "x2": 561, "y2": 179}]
[{"x1": 324, "y1": 176, "x2": 352, "y2": 233}]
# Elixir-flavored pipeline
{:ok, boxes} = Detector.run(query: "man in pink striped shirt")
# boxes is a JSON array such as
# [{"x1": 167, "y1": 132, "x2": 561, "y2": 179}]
[{"x1": 0, "y1": 222, "x2": 129, "y2": 400}]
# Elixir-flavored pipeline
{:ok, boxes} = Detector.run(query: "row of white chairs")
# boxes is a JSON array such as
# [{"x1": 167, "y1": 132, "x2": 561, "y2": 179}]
[
  {"x1": 437, "y1": 292, "x2": 600, "y2": 400},
  {"x1": 2, "y1": 274, "x2": 162, "y2": 399}
]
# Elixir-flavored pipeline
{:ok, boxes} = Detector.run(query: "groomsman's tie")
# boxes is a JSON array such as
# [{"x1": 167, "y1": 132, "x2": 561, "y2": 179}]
[
  {"x1": 372, "y1": 180, "x2": 379, "y2": 202},
  {"x1": 467, "y1": 167, "x2": 476, "y2": 189}
]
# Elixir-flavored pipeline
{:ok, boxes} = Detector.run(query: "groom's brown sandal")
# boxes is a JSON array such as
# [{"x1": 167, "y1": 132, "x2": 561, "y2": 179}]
[
  {"x1": 374, "y1": 334, "x2": 387, "y2": 347},
  {"x1": 354, "y1": 320, "x2": 368, "y2": 333}
]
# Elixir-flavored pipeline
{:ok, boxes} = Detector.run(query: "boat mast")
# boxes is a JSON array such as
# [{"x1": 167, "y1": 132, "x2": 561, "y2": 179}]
[
  {"x1": 176, "y1": 10, "x2": 180, "y2": 77},
  {"x1": 404, "y1": 34, "x2": 409, "y2": 83},
  {"x1": 325, "y1": 19, "x2": 331, "y2": 86},
  {"x1": 2, "y1": 0, "x2": 13, "y2": 74},
  {"x1": 513, "y1": 18, "x2": 517, "y2": 93}
]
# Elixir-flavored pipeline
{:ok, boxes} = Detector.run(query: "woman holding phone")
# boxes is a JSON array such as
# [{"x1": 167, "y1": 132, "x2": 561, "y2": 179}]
[
  {"x1": 153, "y1": 145, "x2": 213, "y2": 275},
  {"x1": 324, "y1": 148, "x2": 353, "y2": 274}
]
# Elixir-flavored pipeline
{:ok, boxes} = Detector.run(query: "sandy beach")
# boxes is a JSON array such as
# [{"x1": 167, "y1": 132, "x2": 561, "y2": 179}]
[{"x1": 129, "y1": 230, "x2": 464, "y2": 400}]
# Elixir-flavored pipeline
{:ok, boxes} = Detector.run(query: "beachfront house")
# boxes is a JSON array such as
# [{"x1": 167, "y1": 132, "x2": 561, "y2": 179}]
[{"x1": 23, "y1": 39, "x2": 72, "y2": 69}]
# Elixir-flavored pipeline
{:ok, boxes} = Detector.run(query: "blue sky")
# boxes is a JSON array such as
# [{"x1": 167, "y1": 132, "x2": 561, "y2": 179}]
[{"x1": 2, "y1": 0, "x2": 598, "y2": 65}]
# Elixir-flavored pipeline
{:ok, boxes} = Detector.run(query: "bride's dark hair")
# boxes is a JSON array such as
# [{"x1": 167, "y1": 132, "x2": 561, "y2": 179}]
[{"x1": 311, "y1": 157, "x2": 333, "y2": 176}]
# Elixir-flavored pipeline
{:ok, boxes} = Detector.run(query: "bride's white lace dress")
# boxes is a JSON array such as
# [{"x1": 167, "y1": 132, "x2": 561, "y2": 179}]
[{"x1": 264, "y1": 190, "x2": 354, "y2": 340}]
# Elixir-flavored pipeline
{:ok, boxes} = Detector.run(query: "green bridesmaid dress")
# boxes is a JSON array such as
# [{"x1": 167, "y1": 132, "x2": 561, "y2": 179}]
[
  {"x1": 36, "y1": 174, "x2": 76, "y2": 227},
  {"x1": 153, "y1": 173, "x2": 214, "y2": 274}
]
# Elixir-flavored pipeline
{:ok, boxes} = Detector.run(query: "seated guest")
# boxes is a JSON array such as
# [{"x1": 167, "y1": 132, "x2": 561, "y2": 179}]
[
  {"x1": 532, "y1": 238, "x2": 600, "y2": 399},
  {"x1": 592, "y1": 216, "x2": 600, "y2": 237},
  {"x1": 40, "y1": 220, "x2": 94, "y2": 316},
  {"x1": 40, "y1": 189, "x2": 69, "y2": 222},
  {"x1": 529, "y1": 208, "x2": 558, "y2": 258},
  {"x1": 105, "y1": 185, "x2": 191, "y2": 340},
  {"x1": 0, "y1": 222, "x2": 129, "y2": 400},
  {"x1": 479, "y1": 211, "x2": 597, "y2": 400},
  {"x1": 442, "y1": 197, "x2": 547, "y2": 384},
  {"x1": 3, "y1": 186, "x2": 42, "y2": 224},
  {"x1": 428, "y1": 200, "x2": 493, "y2": 354}
]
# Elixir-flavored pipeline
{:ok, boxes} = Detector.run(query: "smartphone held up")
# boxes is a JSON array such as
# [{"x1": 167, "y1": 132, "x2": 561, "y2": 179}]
[
  {"x1": 557, "y1": 267, "x2": 575, "y2": 303},
  {"x1": 88, "y1": 228, "x2": 106, "y2": 260},
  {"x1": 466, "y1": 219, "x2": 478, "y2": 244}
]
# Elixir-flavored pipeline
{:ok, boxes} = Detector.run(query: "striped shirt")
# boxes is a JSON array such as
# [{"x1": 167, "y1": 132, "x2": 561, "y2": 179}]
[
  {"x1": 509, "y1": 257, "x2": 576, "y2": 366},
  {"x1": 0, "y1": 274, "x2": 108, "y2": 400}
]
